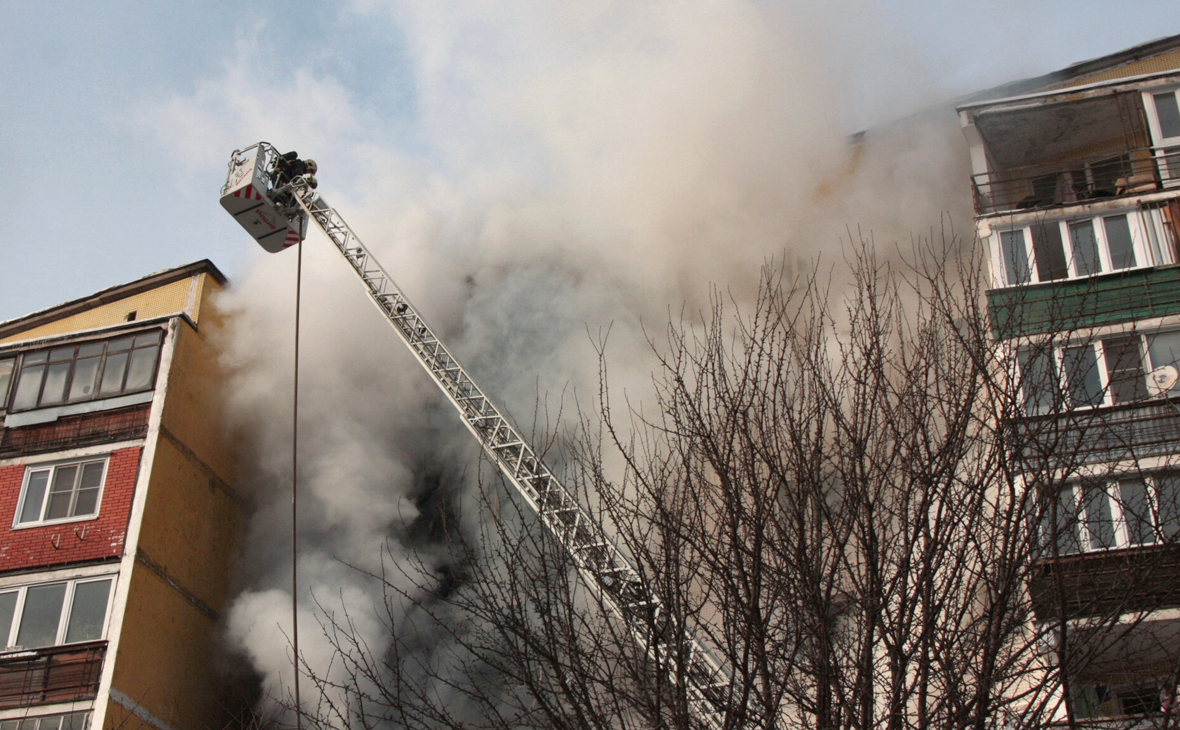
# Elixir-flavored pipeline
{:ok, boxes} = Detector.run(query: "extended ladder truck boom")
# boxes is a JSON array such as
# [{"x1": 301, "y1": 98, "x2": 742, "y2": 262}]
[{"x1": 220, "y1": 142, "x2": 734, "y2": 729}]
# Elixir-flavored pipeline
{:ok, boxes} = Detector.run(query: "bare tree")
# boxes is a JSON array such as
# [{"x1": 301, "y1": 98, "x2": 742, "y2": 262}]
[{"x1": 281, "y1": 235, "x2": 1180, "y2": 730}]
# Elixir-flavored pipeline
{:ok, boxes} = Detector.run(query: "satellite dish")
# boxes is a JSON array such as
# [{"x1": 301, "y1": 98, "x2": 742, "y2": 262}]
[{"x1": 1147, "y1": 364, "x2": 1180, "y2": 397}]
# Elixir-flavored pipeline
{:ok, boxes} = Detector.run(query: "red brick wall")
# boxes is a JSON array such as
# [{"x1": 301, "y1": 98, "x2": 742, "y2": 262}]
[{"x1": 0, "y1": 447, "x2": 141, "y2": 572}]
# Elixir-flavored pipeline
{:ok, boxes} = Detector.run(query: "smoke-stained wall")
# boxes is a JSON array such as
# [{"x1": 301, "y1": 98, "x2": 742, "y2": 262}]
[{"x1": 150, "y1": 0, "x2": 974, "y2": 715}]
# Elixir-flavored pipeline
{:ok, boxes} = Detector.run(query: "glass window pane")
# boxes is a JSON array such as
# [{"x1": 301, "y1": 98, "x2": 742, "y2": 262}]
[
  {"x1": 68, "y1": 356, "x2": 100, "y2": 401},
  {"x1": 47, "y1": 347, "x2": 73, "y2": 363},
  {"x1": 16, "y1": 583, "x2": 66, "y2": 648},
  {"x1": 1102, "y1": 335, "x2": 1147, "y2": 404},
  {"x1": 0, "y1": 720, "x2": 17, "y2": 730},
  {"x1": 1055, "y1": 486, "x2": 1082, "y2": 554},
  {"x1": 16, "y1": 721, "x2": 35, "y2": 730},
  {"x1": 1069, "y1": 220, "x2": 1102, "y2": 276},
  {"x1": 1019, "y1": 347, "x2": 1058, "y2": 413},
  {"x1": 107, "y1": 336, "x2": 134, "y2": 353},
  {"x1": 73, "y1": 488, "x2": 100, "y2": 517},
  {"x1": 12, "y1": 364, "x2": 45, "y2": 410},
  {"x1": 19, "y1": 471, "x2": 50, "y2": 524},
  {"x1": 1157, "y1": 472, "x2": 1180, "y2": 541},
  {"x1": 39, "y1": 362, "x2": 71, "y2": 406},
  {"x1": 1103, "y1": 215, "x2": 1137, "y2": 270},
  {"x1": 1001, "y1": 230, "x2": 1030, "y2": 285},
  {"x1": 99, "y1": 352, "x2": 128, "y2": 395},
  {"x1": 60, "y1": 714, "x2": 89, "y2": 730},
  {"x1": 64, "y1": 579, "x2": 111, "y2": 643},
  {"x1": 60, "y1": 713, "x2": 89, "y2": 730},
  {"x1": 1148, "y1": 330, "x2": 1180, "y2": 379},
  {"x1": 1063, "y1": 345, "x2": 1103, "y2": 407},
  {"x1": 77, "y1": 343, "x2": 104, "y2": 358},
  {"x1": 0, "y1": 358, "x2": 14, "y2": 406},
  {"x1": 1119, "y1": 478, "x2": 1154, "y2": 546},
  {"x1": 123, "y1": 346, "x2": 158, "y2": 392},
  {"x1": 0, "y1": 592, "x2": 17, "y2": 648},
  {"x1": 1032, "y1": 222, "x2": 1068, "y2": 281},
  {"x1": 133, "y1": 331, "x2": 161, "y2": 347},
  {"x1": 1082, "y1": 482, "x2": 1116, "y2": 549},
  {"x1": 79, "y1": 462, "x2": 103, "y2": 490},
  {"x1": 45, "y1": 465, "x2": 78, "y2": 521},
  {"x1": 1155, "y1": 91, "x2": 1180, "y2": 139},
  {"x1": 22, "y1": 352, "x2": 47, "y2": 365}
]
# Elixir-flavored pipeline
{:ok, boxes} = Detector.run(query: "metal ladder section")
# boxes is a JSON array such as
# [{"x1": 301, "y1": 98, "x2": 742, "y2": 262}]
[{"x1": 289, "y1": 184, "x2": 734, "y2": 729}]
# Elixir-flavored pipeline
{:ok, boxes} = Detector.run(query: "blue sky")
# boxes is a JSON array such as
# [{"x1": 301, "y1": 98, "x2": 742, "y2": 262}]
[{"x1": 1, "y1": 0, "x2": 1177, "y2": 323}]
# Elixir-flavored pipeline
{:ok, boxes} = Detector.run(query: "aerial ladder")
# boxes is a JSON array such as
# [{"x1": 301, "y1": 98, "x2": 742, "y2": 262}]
[{"x1": 220, "y1": 142, "x2": 735, "y2": 729}]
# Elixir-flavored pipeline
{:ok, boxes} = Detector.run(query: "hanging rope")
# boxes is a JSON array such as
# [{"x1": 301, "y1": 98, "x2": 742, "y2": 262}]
[{"x1": 291, "y1": 237, "x2": 304, "y2": 728}]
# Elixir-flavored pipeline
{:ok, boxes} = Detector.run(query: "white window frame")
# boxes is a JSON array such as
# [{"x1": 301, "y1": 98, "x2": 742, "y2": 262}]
[
  {"x1": 0, "y1": 712, "x2": 91, "y2": 730},
  {"x1": 0, "y1": 575, "x2": 116, "y2": 652},
  {"x1": 1055, "y1": 473, "x2": 1180, "y2": 554},
  {"x1": 1144, "y1": 87, "x2": 1180, "y2": 189},
  {"x1": 1019, "y1": 335, "x2": 1146, "y2": 413},
  {"x1": 992, "y1": 209, "x2": 1151, "y2": 287},
  {"x1": 1145, "y1": 87, "x2": 1180, "y2": 148},
  {"x1": 13, "y1": 456, "x2": 108, "y2": 529}
]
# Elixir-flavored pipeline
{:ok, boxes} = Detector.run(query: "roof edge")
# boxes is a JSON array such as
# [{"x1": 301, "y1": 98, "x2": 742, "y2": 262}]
[
  {"x1": 0, "y1": 260, "x2": 228, "y2": 341},
  {"x1": 958, "y1": 33, "x2": 1180, "y2": 107}
]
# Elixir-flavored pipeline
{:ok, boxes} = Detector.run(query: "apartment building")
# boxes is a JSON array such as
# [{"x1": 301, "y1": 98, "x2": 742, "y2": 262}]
[
  {"x1": 959, "y1": 34, "x2": 1180, "y2": 725},
  {"x1": 0, "y1": 261, "x2": 240, "y2": 730}
]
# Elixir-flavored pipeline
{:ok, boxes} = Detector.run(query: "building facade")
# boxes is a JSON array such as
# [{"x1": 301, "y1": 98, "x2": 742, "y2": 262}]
[
  {"x1": 0, "y1": 261, "x2": 240, "y2": 730},
  {"x1": 959, "y1": 35, "x2": 1180, "y2": 725}
]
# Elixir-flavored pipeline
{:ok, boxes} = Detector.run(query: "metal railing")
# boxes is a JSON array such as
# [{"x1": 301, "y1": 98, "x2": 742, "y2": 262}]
[
  {"x1": 1013, "y1": 398, "x2": 1180, "y2": 468},
  {"x1": 0, "y1": 641, "x2": 105, "y2": 708},
  {"x1": 972, "y1": 147, "x2": 1180, "y2": 216}
]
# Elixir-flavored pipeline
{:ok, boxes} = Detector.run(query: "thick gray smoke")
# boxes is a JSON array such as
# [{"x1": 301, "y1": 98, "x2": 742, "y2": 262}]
[{"x1": 149, "y1": 0, "x2": 973, "y2": 718}]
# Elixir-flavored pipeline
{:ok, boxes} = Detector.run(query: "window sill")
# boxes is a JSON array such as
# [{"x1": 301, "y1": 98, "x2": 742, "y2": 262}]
[
  {"x1": 10, "y1": 513, "x2": 100, "y2": 531},
  {"x1": 3, "y1": 390, "x2": 154, "y2": 428}
]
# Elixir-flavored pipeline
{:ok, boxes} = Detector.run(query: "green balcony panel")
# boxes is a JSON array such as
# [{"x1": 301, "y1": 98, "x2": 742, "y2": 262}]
[{"x1": 988, "y1": 265, "x2": 1180, "y2": 339}]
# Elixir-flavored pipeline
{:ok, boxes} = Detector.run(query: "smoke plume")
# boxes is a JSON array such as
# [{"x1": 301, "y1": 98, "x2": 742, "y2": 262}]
[{"x1": 147, "y1": 0, "x2": 973, "y2": 718}]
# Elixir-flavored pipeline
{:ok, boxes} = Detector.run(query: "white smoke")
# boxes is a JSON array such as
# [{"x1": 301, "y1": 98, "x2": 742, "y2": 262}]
[{"x1": 145, "y1": 0, "x2": 973, "y2": 718}]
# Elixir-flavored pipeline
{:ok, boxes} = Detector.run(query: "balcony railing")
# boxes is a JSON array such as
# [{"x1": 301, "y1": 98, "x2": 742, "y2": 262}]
[
  {"x1": 987, "y1": 265, "x2": 1180, "y2": 339},
  {"x1": 0, "y1": 641, "x2": 105, "y2": 708},
  {"x1": 972, "y1": 146, "x2": 1180, "y2": 216},
  {"x1": 1029, "y1": 544, "x2": 1180, "y2": 619},
  {"x1": 1013, "y1": 398, "x2": 1180, "y2": 469}
]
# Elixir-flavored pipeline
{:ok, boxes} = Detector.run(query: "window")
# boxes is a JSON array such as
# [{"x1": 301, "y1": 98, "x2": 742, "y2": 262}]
[
  {"x1": 0, "y1": 576, "x2": 113, "y2": 650},
  {"x1": 1073, "y1": 680, "x2": 1164, "y2": 719},
  {"x1": 0, "y1": 358, "x2": 13, "y2": 411},
  {"x1": 1044, "y1": 473, "x2": 1180, "y2": 555},
  {"x1": 15, "y1": 458, "x2": 107, "y2": 527},
  {"x1": 0, "y1": 713, "x2": 90, "y2": 730},
  {"x1": 1016, "y1": 331, "x2": 1180, "y2": 413},
  {"x1": 9, "y1": 331, "x2": 162, "y2": 412},
  {"x1": 994, "y1": 211, "x2": 1147, "y2": 286},
  {"x1": 1148, "y1": 89, "x2": 1180, "y2": 185}
]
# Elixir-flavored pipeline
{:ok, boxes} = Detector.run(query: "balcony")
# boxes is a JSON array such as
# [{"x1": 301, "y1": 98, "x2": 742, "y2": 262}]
[
  {"x1": 1029, "y1": 545, "x2": 1180, "y2": 619},
  {"x1": 988, "y1": 265, "x2": 1180, "y2": 339},
  {"x1": 0, "y1": 404, "x2": 149, "y2": 458},
  {"x1": 0, "y1": 641, "x2": 105, "y2": 709},
  {"x1": 1012, "y1": 398, "x2": 1180, "y2": 469},
  {"x1": 972, "y1": 147, "x2": 1180, "y2": 216}
]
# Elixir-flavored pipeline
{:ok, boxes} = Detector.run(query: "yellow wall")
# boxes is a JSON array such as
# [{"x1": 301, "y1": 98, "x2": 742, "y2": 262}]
[
  {"x1": 1055, "y1": 48, "x2": 1180, "y2": 90},
  {"x1": 0, "y1": 275, "x2": 203, "y2": 344},
  {"x1": 104, "y1": 295, "x2": 242, "y2": 730}
]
